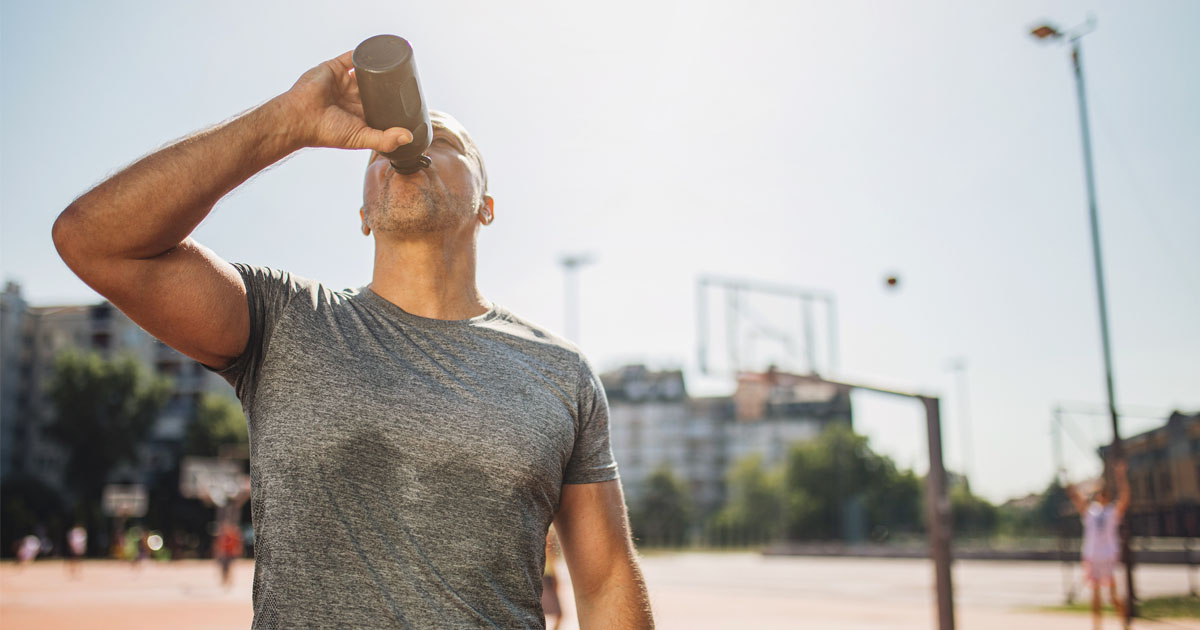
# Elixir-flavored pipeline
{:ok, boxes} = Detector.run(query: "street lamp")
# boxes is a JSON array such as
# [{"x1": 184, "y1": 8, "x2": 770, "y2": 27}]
[
  {"x1": 559, "y1": 253, "x2": 596, "y2": 343},
  {"x1": 1029, "y1": 16, "x2": 1134, "y2": 621},
  {"x1": 946, "y1": 358, "x2": 973, "y2": 488}
]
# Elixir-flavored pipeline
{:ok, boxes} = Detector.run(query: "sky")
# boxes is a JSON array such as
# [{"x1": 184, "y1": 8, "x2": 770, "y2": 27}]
[{"x1": 2, "y1": 0, "x2": 1197, "y2": 503}]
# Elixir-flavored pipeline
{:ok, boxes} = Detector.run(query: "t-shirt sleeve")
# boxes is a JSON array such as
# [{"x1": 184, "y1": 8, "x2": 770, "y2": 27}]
[
  {"x1": 206, "y1": 263, "x2": 305, "y2": 406},
  {"x1": 563, "y1": 354, "x2": 620, "y2": 484}
]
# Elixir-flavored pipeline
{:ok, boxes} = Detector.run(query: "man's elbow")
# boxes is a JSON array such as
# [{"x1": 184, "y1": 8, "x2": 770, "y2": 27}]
[
  {"x1": 52, "y1": 206, "x2": 86, "y2": 272},
  {"x1": 52, "y1": 203, "x2": 113, "y2": 287}
]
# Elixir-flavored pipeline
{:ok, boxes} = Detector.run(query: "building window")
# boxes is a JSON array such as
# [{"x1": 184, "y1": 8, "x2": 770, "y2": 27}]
[
  {"x1": 156, "y1": 361, "x2": 180, "y2": 376},
  {"x1": 91, "y1": 332, "x2": 111, "y2": 349}
]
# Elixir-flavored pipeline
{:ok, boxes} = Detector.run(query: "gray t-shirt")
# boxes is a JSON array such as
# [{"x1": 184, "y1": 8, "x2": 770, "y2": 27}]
[{"x1": 212, "y1": 264, "x2": 618, "y2": 629}]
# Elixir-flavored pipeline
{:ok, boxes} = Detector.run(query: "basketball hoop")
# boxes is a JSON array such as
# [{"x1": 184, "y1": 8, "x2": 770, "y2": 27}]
[
  {"x1": 102, "y1": 484, "x2": 148, "y2": 518},
  {"x1": 180, "y1": 456, "x2": 249, "y2": 508}
]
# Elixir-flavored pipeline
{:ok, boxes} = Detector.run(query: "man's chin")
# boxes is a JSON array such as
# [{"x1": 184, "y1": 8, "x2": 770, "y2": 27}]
[{"x1": 367, "y1": 207, "x2": 452, "y2": 236}]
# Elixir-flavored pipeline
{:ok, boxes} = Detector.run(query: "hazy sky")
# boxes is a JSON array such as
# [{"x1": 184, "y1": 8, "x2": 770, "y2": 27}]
[{"x1": 3, "y1": 1, "x2": 1197, "y2": 502}]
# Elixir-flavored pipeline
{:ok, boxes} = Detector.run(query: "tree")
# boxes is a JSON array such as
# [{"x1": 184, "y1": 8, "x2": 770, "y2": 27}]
[
  {"x1": 45, "y1": 351, "x2": 170, "y2": 527},
  {"x1": 997, "y1": 480, "x2": 1076, "y2": 538},
  {"x1": 867, "y1": 466, "x2": 923, "y2": 541},
  {"x1": 629, "y1": 465, "x2": 694, "y2": 547},
  {"x1": 183, "y1": 393, "x2": 248, "y2": 457},
  {"x1": 782, "y1": 423, "x2": 924, "y2": 541},
  {"x1": 1034, "y1": 480, "x2": 1073, "y2": 532},
  {"x1": 950, "y1": 482, "x2": 997, "y2": 537},
  {"x1": 710, "y1": 454, "x2": 783, "y2": 545}
]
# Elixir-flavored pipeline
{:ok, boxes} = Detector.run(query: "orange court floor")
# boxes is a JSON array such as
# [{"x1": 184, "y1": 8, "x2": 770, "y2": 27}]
[{"x1": 3, "y1": 553, "x2": 1200, "y2": 629}]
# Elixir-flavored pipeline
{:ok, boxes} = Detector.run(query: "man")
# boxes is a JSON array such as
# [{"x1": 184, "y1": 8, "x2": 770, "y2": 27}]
[
  {"x1": 1065, "y1": 459, "x2": 1130, "y2": 630},
  {"x1": 53, "y1": 49, "x2": 654, "y2": 629}
]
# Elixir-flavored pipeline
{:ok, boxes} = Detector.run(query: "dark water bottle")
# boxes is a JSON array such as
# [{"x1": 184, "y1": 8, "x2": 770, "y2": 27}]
[{"x1": 352, "y1": 35, "x2": 431, "y2": 173}]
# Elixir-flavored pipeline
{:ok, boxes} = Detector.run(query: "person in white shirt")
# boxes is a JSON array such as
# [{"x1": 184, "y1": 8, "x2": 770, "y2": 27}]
[
  {"x1": 1067, "y1": 459, "x2": 1130, "y2": 630},
  {"x1": 66, "y1": 524, "x2": 87, "y2": 577}
]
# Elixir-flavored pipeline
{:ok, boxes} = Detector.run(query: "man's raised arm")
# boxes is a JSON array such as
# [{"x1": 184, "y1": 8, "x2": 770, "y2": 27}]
[{"x1": 52, "y1": 51, "x2": 410, "y2": 369}]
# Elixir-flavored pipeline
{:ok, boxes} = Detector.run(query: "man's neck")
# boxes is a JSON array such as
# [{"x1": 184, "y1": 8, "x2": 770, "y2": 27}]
[{"x1": 368, "y1": 233, "x2": 490, "y2": 321}]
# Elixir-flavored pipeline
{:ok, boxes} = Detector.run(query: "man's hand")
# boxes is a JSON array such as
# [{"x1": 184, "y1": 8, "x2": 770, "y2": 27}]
[{"x1": 279, "y1": 51, "x2": 413, "y2": 153}]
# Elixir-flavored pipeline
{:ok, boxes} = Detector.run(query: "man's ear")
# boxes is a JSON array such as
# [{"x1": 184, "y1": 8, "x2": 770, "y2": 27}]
[
  {"x1": 359, "y1": 207, "x2": 371, "y2": 236},
  {"x1": 478, "y1": 196, "x2": 495, "y2": 226}
]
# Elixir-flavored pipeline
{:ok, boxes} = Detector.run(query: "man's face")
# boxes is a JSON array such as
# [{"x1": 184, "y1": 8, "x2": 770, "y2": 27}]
[{"x1": 362, "y1": 115, "x2": 488, "y2": 237}]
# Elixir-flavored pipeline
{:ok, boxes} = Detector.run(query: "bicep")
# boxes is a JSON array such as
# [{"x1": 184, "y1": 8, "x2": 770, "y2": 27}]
[
  {"x1": 76, "y1": 238, "x2": 249, "y2": 369},
  {"x1": 553, "y1": 480, "x2": 637, "y2": 595}
]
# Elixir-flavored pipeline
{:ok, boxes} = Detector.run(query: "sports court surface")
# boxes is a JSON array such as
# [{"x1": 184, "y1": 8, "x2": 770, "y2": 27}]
[{"x1": 3, "y1": 552, "x2": 1199, "y2": 629}]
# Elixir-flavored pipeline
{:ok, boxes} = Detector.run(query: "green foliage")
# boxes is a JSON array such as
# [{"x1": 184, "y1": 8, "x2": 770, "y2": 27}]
[
  {"x1": 629, "y1": 465, "x2": 694, "y2": 547},
  {"x1": 183, "y1": 393, "x2": 248, "y2": 457},
  {"x1": 781, "y1": 423, "x2": 924, "y2": 541},
  {"x1": 950, "y1": 482, "x2": 997, "y2": 537},
  {"x1": 1035, "y1": 481, "x2": 1072, "y2": 526},
  {"x1": 711, "y1": 454, "x2": 783, "y2": 543},
  {"x1": 45, "y1": 351, "x2": 171, "y2": 503},
  {"x1": 997, "y1": 480, "x2": 1077, "y2": 537},
  {"x1": 1141, "y1": 595, "x2": 1200, "y2": 618},
  {"x1": 650, "y1": 424, "x2": 1030, "y2": 547},
  {"x1": 1044, "y1": 594, "x2": 1200, "y2": 618}
]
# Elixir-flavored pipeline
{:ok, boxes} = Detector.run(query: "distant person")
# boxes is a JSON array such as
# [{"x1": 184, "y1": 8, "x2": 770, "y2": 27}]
[
  {"x1": 137, "y1": 528, "x2": 152, "y2": 566},
  {"x1": 1066, "y1": 459, "x2": 1131, "y2": 630},
  {"x1": 66, "y1": 523, "x2": 87, "y2": 577},
  {"x1": 124, "y1": 525, "x2": 143, "y2": 568},
  {"x1": 215, "y1": 522, "x2": 244, "y2": 587},
  {"x1": 52, "y1": 45, "x2": 652, "y2": 628},
  {"x1": 15, "y1": 534, "x2": 41, "y2": 566},
  {"x1": 542, "y1": 526, "x2": 564, "y2": 630}
]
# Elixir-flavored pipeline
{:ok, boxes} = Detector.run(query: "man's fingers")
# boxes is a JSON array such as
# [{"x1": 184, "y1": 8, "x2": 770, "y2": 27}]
[
  {"x1": 330, "y1": 50, "x2": 355, "y2": 72},
  {"x1": 385, "y1": 127, "x2": 414, "y2": 149},
  {"x1": 354, "y1": 127, "x2": 413, "y2": 152}
]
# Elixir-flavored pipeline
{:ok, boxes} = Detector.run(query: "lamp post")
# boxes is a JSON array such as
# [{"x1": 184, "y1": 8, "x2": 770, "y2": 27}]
[
  {"x1": 1030, "y1": 17, "x2": 1133, "y2": 621},
  {"x1": 559, "y1": 253, "x2": 595, "y2": 343},
  {"x1": 946, "y1": 358, "x2": 973, "y2": 488}
]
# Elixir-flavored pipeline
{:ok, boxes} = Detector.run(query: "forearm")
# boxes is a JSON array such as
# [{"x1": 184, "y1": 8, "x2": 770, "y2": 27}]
[
  {"x1": 54, "y1": 96, "x2": 300, "y2": 263},
  {"x1": 573, "y1": 562, "x2": 654, "y2": 629},
  {"x1": 1117, "y1": 475, "x2": 1131, "y2": 505}
]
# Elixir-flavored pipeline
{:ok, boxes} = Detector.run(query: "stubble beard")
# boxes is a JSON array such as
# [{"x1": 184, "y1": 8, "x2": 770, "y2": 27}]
[{"x1": 365, "y1": 174, "x2": 470, "y2": 236}]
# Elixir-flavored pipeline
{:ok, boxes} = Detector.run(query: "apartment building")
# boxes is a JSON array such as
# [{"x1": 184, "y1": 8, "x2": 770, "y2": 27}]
[
  {"x1": 602, "y1": 364, "x2": 852, "y2": 516},
  {"x1": 0, "y1": 282, "x2": 234, "y2": 500},
  {"x1": 1101, "y1": 411, "x2": 1200, "y2": 537}
]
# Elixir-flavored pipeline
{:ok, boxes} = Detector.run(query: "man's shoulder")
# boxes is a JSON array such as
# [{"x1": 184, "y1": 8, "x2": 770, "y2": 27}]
[
  {"x1": 484, "y1": 306, "x2": 586, "y2": 364},
  {"x1": 233, "y1": 263, "x2": 358, "y2": 307}
]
